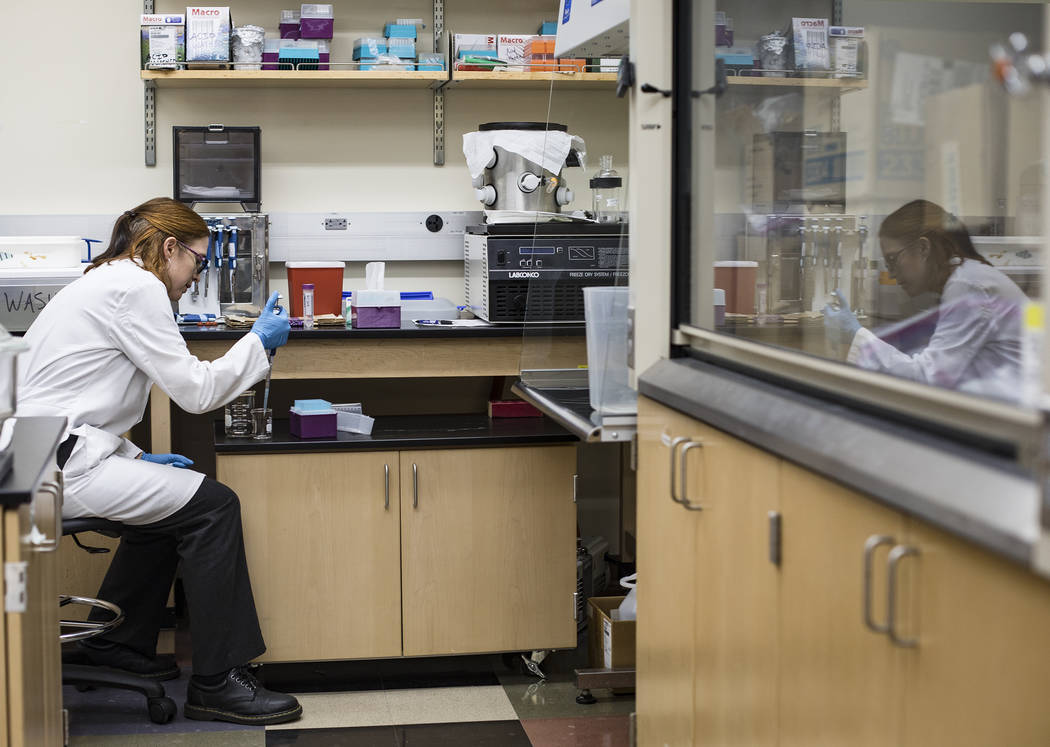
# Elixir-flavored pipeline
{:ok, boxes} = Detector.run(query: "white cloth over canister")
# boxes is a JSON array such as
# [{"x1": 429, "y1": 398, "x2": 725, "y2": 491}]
[{"x1": 462, "y1": 130, "x2": 587, "y2": 180}]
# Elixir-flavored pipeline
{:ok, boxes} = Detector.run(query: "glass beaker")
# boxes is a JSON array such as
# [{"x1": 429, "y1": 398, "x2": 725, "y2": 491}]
[
  {"x1": 590, "y1": 155, "x2": 623, "y2": 223},
  {"x1": 251, "y1": 408, "x2": 273, "y2": 440},
  {"x1": 225, "y1": 391, "x2": 255, "y2": 437}
]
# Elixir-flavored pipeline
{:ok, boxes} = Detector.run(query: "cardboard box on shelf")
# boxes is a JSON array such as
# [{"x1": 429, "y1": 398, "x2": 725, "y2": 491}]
[
  {"x1": 498, "y1": 34, "x2": 536, "y2": 71},
  {"x1": 186, "y1": 6, "x2": 231, "y2": 64},
  {"x1": 924, "y1": 82, "x2": 1007, "y2": 221},
  {"x1": 587, "y1": 596, "x2": 636, "y2": 670},
  {"x1": 140, "y1": 13, "x2": 185, "y2": 70}
]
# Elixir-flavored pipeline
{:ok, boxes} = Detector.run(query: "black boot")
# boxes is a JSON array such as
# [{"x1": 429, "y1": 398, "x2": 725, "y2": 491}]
[
  {"x1": 76, "y1": 640, "x2": 180, "y2": 681},
  {"x1": 185, "y1": 666, "x2": 302, "y2": 725}
]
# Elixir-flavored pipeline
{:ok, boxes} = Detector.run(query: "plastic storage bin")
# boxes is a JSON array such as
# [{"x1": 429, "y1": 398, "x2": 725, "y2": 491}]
[
  {"x1": 299, "y1": 4, "x2": 333, "y2": 38},
  {"x1": 583, "y1": 286, "x2": 636, "y2": 416},
  {"x1": 0, "y1": 236, "x2": 84, "y2": 269},
  {"x1": 286, "y1": 261, "x2": 344, "y2": 317}
]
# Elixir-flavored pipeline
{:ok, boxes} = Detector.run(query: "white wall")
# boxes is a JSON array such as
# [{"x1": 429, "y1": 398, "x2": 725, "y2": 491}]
[{"x1": 0, "y1": 0, "x2": 628, "y2": 302}]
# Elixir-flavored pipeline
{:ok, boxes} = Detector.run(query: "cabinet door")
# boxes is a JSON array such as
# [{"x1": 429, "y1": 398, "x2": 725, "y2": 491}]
[
  {"x1": 218, "y1": 451, "x2": 402, "y2": 661},
  {"x1": 900, "y1": 521, "x2": 1050, "y2": 747},
  {"x1": 779, "y1": 464, "x2": 905, "y2": 747},
  {"x1": 4, "y1": 483, "x2": 63, "y2": 747},
  {"x1": 399, "y1": 446, "x2": 576, "y2": 656},
  {"x1": 635, "y1": 397, "x2": 703, "y2": 747},
  {"x1": 688, "y1": 420, "x2": 779, "y2": 747}
]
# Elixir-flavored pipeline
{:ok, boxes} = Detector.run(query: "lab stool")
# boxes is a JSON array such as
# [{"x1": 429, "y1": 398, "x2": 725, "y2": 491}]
[{"x1": 60, "y1": 517, "x2": 178, "y2": 725}]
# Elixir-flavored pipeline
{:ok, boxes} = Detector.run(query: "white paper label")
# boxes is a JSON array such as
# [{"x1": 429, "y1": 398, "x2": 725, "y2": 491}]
[{"x1": 602, "y1": 617, "x2": 613, "y2": 669}]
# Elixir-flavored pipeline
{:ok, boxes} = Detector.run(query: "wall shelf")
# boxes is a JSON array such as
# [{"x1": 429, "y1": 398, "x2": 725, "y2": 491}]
[
  {"x1": 446, "y1": 70, "x2": 618, "y2": 89},
  {"x1": 726, "y1": 76, "x2": 868, "y2": 91},
  {"x1": 140, "y1": 69, "x2": 447, "y2": 89}
]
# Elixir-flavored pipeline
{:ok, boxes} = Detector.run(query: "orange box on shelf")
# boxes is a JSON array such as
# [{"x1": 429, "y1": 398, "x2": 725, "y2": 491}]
[{"x1": 525, "y1": 37, "x2": 555, "y2": 56}]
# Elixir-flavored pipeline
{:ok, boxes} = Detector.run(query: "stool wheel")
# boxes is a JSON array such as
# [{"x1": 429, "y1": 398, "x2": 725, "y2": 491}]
[{"x1": 148, "y1": 696, "x2": 177, "y2": 724}]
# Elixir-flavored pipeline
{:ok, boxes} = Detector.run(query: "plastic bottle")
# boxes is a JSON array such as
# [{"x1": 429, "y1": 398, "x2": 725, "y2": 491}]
[
  {"x1": 590, "y1": 154, "x2": 623, "y2": 223},
  {"x1": 342, "y1": 291, "x2": 353, "y2": 328},
  {"x1": 302, "y1": 283, "x2": 315, "y2": 329}
]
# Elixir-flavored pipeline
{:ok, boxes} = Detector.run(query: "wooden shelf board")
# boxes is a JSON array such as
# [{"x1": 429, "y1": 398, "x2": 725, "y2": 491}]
[
  {"x1": 448, "y1": 71, "x2": 617, "y2": 89},
  {"x1": 140, "y1": 69, "x2": 447, "y2": 89},
  {"x1": 727, "y1": 76, "x2": 868, "y2": 91}
]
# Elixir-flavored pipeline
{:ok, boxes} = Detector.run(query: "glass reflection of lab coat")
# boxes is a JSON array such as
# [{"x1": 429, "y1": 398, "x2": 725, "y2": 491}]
[{"x1": 847, "y1": 259, "x2": 1027, "y2": 401}]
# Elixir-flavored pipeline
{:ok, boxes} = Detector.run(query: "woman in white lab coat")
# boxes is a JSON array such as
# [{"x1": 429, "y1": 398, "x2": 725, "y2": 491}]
[
  {"x1": 824, "y1": 200, "x2": 1026, "y2": 400},
  {"x1": 17, "y1": 198, "x2": 301, "y2": 725}
]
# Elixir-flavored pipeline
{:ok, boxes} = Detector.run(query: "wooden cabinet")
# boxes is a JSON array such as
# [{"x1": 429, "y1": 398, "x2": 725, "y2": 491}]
[
  {"x1": 218, "y1": 443, "x2": 576, "y2": 663},
  {"x1": 636, "y1": 395, "x2": 1050, "y2": 746},
  {"x1": 636, "y1": 398, "x2": 779, "y2": 747},
  {"x1": 900, "y1": 521, "x2": 1050, "y2": 747},
  {"x1": 3, "y1": 477, "x2": 63, "y2": 747},
  {"x1": 400, "y1": 446, "x2": 577, "y2": 656},
  {"x1": 779, "y1": 463, "x2": 906, "y2": 747},
  {"x1": 218, "y1": 451, "x2": 402, "y2": 662}
]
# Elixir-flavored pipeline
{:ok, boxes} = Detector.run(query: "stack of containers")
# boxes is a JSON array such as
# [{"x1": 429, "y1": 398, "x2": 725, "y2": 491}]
[
  {"x1": 278, "y1": 39, "x2": 320, "y2": 70},
  {"x1": 525, "y1": 33, "x2": 555, "y2": 71},
  {"x1": 299, "y1": 5, "x2": 332, "y2": 69},
  {"x1": 279, "y1": 9, "x2": 300, "y2": 38},
  {"x1": 353, "y1": 37, "x2": 386, "y2": 70},
  {"x1": 384, "y1": 22, "x2": 416, "y2": 67}
]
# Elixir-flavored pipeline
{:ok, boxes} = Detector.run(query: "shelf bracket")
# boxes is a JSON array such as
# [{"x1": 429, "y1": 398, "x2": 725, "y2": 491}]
[
  {"x1": 144, "y1": 80, "x2": 157, "y2": 167},
  {"x1": 433, "y1": 0, "x2": 445, "y2": 166},
  {"x1": 144, "y1": 0, "x2": 156, "y2": 166}
]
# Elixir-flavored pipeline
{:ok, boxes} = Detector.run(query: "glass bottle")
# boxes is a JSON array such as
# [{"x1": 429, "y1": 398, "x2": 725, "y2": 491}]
[{"x1": 590, "y1": 155, "x2": 623, "y2": 223}]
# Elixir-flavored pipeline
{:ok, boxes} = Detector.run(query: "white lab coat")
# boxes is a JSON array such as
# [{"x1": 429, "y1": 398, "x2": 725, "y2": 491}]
[
  {"x1": 17, "y1": 259, "x2": 270, "y2": 524},
  {"x1": 847, "y1": 259, "x2": 1026, "y2": 400}
]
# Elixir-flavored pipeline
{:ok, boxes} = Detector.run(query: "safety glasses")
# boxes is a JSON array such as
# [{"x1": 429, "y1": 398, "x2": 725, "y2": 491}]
[{"x1": 176, "y1": 240, "x2": 209, "y2": 274}]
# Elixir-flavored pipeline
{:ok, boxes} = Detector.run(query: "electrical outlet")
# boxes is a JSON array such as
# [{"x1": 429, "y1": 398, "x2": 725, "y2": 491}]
[{"x1": 324, "y1": 217, "x2": 348, "y2": 230}]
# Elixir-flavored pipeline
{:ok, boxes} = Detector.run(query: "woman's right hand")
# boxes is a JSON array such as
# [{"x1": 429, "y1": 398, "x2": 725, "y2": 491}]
[{"x1": 251, "y1": 292, "x2": 290, "y2": 351}]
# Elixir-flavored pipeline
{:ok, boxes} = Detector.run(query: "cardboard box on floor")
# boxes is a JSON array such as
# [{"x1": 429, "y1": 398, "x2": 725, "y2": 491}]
[{"x1": 588, "y1": 596, "x2": 636, "y2": 669}]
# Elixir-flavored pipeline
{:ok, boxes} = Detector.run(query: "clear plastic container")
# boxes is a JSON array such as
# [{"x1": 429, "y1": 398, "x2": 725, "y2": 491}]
[
  {"x1": 583, "y1": 286, "x2": 637, "y2": 415},
  {"x1": 225, "y1": 390, "x2": 255, "y2": 437},
  {"x1": 302, "y1": 283, "x2": 315, "y2": 329}
]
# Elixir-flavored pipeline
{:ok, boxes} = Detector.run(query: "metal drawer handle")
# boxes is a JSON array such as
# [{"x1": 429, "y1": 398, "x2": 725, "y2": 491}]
[
  {"x1": 887, "y1": 544, "x2": 920, "y2": 648},
  {"x1": 668, "y1": 436, "x2": 689, "y2": 504},
  {"x1": 33, "y1": 480, "x2": 63, "y2": 553},
  {"x1": 862, "y1": 535, "x2": 896, "y2": 634},
  {"x1": 678, "y1": 441, "x2": 705, "y2": 511},
  {"x1": 384, "y1": 464, "x2": 390, "y2": 510},
  {"x1": 412, "y1": 463, "x2": 419, "y2": 509}
]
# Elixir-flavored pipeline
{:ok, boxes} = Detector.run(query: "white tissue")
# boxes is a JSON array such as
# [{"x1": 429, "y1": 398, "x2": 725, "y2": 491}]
[
  {"x1": 462, "y1": 130, "x2": 587, "y2": 180},
  {"x1": 365, "y1": 261, "x2": 385, "y2": 290}
]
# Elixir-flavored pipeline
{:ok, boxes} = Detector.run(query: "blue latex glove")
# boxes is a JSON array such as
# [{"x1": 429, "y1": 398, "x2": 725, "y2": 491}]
[
  {"x1": 823, "y1": 289, "x2": 861, "y2": 346},
  {"x1": 251, "y1": 291, "x2": 290, "y2": 351},
  {"x1": 141, "y1": 453, "x2": 194, "y2": 468}
]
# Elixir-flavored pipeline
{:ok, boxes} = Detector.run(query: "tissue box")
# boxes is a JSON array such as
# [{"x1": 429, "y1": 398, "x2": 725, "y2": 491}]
[
  {"x1": 387, "y1": 39, "x2": 416, "y2": 59},
  {"x1": 416, "y1": 52, "x2": 445, "y2": 71},
  {"x1": 299, "y1": 3, "x2": 333, "y2": 39},
  {"x1": 352, "y1": 290, "x2": 401, "y2": 328},
  {"x1": 290, "y1": 406, "x2": 337, "y2": 438},
  {"x1": 140, "y1": 13, "x2": 185, "y2": 70},
  {"x1": 186, "y1": 6, "x2": 231, "y2": 63},
  {"x1": 353, "y1": 38, "x2": 387, "y2": 59},
  {"x1": 385, "y1": 23, "x2": 416, "y2": 39},
  {"x1": 279, "y1": 9, "x2": 300, "y2": 38}
]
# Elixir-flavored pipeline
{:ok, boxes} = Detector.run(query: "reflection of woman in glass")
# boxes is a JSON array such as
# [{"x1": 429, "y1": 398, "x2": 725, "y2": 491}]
[{"x1": 824, "y1": 200, "x2": 1027, "y2": 399}]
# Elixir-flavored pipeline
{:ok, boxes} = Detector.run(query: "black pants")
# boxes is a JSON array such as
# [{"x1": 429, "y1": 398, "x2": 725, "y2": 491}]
[{"x1": 86, "y1": 477, "x2": 266, "y2": 676}]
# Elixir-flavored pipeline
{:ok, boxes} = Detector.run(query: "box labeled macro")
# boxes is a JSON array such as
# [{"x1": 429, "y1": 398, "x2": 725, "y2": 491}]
[
  {"x1": 140, "y1": 13, "x2": 185, "y2": 70},
  {"x1": 498, "y1": 34, "x2": 536, "y2": 71},
  {"x1": 186, "y1": 6, "x2": 232, "y2": 64}
]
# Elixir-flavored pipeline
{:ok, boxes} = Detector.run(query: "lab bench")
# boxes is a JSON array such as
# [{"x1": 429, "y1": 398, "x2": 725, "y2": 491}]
[{"x1": 214, "y1": 414, "x2": 579, "y2": 663}]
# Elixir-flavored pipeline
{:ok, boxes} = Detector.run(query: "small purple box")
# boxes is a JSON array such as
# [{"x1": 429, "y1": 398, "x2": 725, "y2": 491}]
[
  {"x1": 262, "y1": 52, "x2": 279, "y2": 70},
  {"x1": 290, "y1": 410, "x2": 337, "y2": 438},
  {"x1": 299, "y1": 17, "x2": 333, "y2": 39},
  {"x1": 353, "y1": 306, "x2": 401, "y2": 328},
  {"x1": 280, "y1": 24, "x2": 301, "y2": 39}
]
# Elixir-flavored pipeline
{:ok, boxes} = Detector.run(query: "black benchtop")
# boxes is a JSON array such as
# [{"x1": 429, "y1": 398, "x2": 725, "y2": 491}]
[
  {"x1": 214, "y1": 413, "x2": 578, "y2": 453},
  {"x1": 181, "y1": 321, "x2": 585, "y2": 341},
  {"x1": 0, "y1": 417, "x2": 66, "y2": 508}
]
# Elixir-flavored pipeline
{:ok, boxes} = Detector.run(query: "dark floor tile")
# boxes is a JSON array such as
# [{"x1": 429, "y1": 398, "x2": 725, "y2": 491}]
[
  {"x1": 395, "y1": 720, "x2": 531, "y2": 747},
  {"x1": 256, "y1": 660, "x2": 384, "y2": 694},
  {"x1": 266, "y1": 725, "x2": 397, "y2": 746},
  {"x1": 521, "y1": 715, "x2": 631, "y2": 747},
  {"x1": 64, "y1": 668, "x2": 261, "y2": 736}
]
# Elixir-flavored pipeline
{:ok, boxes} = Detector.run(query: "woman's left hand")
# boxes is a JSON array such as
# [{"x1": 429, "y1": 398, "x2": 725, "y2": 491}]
[
  {"x1": 140, "y1": 452, "x2": 195, "y2": 468},
  {"x1": 823, "y1": 290, "x2": 861, "y2": 346}
]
